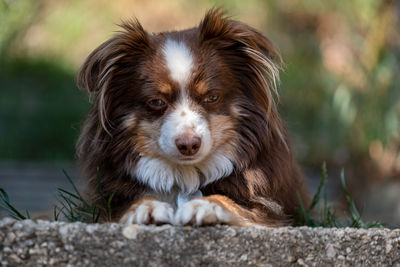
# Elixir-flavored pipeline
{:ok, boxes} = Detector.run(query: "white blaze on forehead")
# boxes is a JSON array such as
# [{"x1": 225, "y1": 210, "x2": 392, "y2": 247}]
[{"x1": 162, "y1": 39, "x2": 194, "y2": 86}]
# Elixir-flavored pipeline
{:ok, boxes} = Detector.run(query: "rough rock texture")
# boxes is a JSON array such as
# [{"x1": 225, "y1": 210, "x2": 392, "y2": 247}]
[{"x1": 0, "y1": 218, "x2": 399, "y2": 266}]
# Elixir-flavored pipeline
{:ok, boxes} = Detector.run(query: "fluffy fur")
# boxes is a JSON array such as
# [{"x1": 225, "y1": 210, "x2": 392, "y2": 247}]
[{"x1": 76, "y1": 9, "x2": 310, "y2": 226}]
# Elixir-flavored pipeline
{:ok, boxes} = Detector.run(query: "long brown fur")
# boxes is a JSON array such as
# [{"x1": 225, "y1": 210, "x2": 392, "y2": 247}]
[{"x1": 76, "y1": 9, "x2": 310, "y2": 226}]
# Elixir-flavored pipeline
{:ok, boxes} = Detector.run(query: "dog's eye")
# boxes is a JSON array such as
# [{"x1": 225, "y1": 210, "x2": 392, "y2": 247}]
[
  {"x1": 203, "y1": 94, "x2": 219, "y2": 104},
  {"x1": 147, "y1": 98, "x2": 167, "y2": 110}
]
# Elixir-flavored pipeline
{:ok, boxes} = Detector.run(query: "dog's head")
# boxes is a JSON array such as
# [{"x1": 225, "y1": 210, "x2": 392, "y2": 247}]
[{"x1": 78, "y1": 9, "x2": 286, "y2": 194}]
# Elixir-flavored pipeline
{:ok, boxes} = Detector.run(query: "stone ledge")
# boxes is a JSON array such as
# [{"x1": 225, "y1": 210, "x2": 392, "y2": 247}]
[{"x1": 0, "y1": 218, "x2": 399, "y2": 266}]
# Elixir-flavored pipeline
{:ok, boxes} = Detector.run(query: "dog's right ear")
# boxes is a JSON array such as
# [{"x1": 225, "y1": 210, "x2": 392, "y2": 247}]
[{"x1": 77, "y1": 19, "x2": 150, "y2": 93}]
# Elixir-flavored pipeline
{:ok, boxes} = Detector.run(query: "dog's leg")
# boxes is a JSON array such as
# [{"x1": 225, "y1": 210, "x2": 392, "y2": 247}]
[
  {"x1": 174, "y1": 195, "x2": 255, "y2": 226},
  {"x1": 119, "y1": 196, "x2": 174, "y2": 225}
]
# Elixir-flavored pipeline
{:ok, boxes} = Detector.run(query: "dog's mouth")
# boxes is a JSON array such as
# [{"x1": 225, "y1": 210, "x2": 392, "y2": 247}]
[
  {"x1": 180, "y1": 157, "x2": 196, "y2": 161},
  {"x1": 173, "y1": 155, "x2": 204, "y2": 165}
]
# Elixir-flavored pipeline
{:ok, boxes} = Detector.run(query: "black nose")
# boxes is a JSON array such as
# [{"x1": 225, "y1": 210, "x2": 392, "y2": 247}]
[{"x1": 175, "y1": 135, "x2": 202, "y2": 156}]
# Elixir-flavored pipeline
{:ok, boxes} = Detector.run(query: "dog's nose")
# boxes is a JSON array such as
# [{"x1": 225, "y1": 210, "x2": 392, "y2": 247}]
[{"x1": 175, "y1": 135, "x2": 202, "y2": 156}]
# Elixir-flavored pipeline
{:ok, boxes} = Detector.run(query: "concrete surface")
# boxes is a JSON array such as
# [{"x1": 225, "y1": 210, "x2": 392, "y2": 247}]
[{"x1": 0, "y1": 218, "x2": 399, "y2": 266}]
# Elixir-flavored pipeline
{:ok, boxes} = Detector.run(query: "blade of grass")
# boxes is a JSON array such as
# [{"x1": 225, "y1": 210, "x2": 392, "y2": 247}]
[
  {"x1": 0, "y1": 188, "x2": 28, "y2": 220},
  {"x1": 59, "y1": 194, "x2": 78, "y2": 208},
  {"x1": 62, "y1": 169, "x2": 90, "y2": 207},
  {"x1": 62, "y1": 169, "x2": 80, "y2": 196},
  {"x1": 341, "y1": 170, "x2": 364, "y2": 227},
  {"x1": 297, "y1": 191, "x2": 314, "y2": 226},
  {"x1": 106, "y1": 192, "x2": 115, "y2": 221},
  {"x1": 309, "y1": 162, "x2": 327, "y2": 211},
  {"x1": 57, "y1": 188, "x2": 81, "y2": 200},
  {"x1": 0, "y1": 188, "x2": 10, "y2": 202}
]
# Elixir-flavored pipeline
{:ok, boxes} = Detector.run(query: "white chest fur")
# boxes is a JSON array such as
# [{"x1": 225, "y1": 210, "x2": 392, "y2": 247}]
[{"x1": 130, "y1": 151, "x2": 233, "y2": 195}]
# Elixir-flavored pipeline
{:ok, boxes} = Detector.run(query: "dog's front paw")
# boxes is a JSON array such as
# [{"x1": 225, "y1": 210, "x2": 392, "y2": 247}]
[
  {"x1": 119, "y1": 199, "x2": 174, "y2": 225},
  {"x1": 174, "y1": 198, "x2": 239, "y2": 226}
]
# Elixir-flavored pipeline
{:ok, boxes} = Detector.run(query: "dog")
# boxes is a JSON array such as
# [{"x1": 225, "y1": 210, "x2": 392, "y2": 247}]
[{"x1": 76, "y1": 9, "x2": 309, "y2": 226}]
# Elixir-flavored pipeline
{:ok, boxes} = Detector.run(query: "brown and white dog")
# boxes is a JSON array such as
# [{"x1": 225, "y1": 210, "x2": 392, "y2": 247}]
[{"x1": 76, "y1": 9, "x2": 309, "y2": 227}]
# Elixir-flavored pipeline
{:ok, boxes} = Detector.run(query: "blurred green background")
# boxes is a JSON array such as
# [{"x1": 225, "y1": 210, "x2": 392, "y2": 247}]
[{"x1": 0, "y1": 0, "x2": 399, "y2": 223}]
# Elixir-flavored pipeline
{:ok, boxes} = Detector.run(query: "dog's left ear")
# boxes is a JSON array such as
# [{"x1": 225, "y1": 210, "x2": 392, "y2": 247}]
[
  {"x1": 200, "y1": 9, "x2": 288, "y2": 150},
  {"x1": 200, "y1": 9, "x2": 281, "y2": 63},
  {"x1": 199, "y1": 9, "x2": 282, "y2": 115}
]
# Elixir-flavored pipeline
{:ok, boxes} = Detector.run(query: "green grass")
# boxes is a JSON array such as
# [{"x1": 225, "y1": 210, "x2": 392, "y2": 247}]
[
  {"x1": 54, "y1": 169, "x2": 115, "y2": 222},
  {"x1": 0, "y1": 188, "x2": 30, "y2": 220},
  {"x1": 297, "y1": 163, "x2": 383, "y2": 228},
  {"x1": 54, "y1": 170, "x2": 102, "y2": 223},
  {"x1": 0, "y1": 164, "x2": 384, "y2": 227},
  {"x1": 0, "y1": 169, "x2": 113, "y2": 223}
]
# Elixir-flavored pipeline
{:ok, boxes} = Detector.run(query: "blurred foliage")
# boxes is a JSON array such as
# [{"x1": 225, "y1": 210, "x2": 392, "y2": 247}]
[
  {"x1": 269, "y1": 0, "x2": 400, "y2": 174},
  {"x1": 269, "y1": 0, "x2": 400, "y2": 182},
  {"x1": 0, "y1": 0, "x2": 399, "y2": 180},
  {"x1": 0, "y1": 0, "x2": 39, "y2": 57},
  {"x1": 0, "y1": 58, "x2": 88, "y2": 160}
]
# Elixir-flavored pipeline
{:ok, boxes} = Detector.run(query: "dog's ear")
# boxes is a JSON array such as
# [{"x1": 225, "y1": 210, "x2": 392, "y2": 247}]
[
  {"x1": 77, "y1": 19, "x2": 150, "y2": 135},
  {"x1": 200, "y1": 9, "x2": 287, "y2": 150},
  {"x1": 200, "y1": 9, "x2": 281, "y2": 62},
  {"x1": 199, "y1": 9, "x2": 282, "y2": 114},
  {"x1": 77, "y1": 19, "x2": 150, "y2": 93}
]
